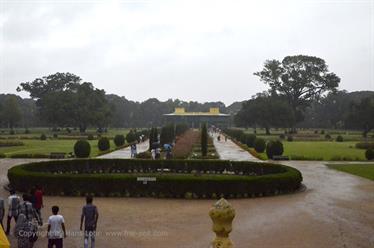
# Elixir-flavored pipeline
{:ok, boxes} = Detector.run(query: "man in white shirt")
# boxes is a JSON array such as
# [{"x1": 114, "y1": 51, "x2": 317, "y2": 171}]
[{"x1": 48, "y1": 206, "x2": 66, "y2": 248}]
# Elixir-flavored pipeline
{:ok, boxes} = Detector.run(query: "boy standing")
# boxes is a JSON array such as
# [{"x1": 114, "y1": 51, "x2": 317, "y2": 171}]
[
  {"x1": 48, "y1": 206, "x2": 66, "y2": 248},
  {"x1": 80, "y1": 196, "x2": 99, "y2": 248}
]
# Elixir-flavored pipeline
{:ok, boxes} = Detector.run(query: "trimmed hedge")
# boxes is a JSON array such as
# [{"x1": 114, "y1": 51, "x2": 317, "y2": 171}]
[
  {"x1": 366, "y1": 149, "x2": 374, "y2": 160},
  {"x1": 114, "y1": 135, "x2": 125, "y2": 147},
  {"x1": 74, "y1": 140, "x2": 91, "y2": 158},
  {"x1": 254, "y1": 138, "x2": 266, "y2": 153},
  {"x1": 98, "y1": 137, "x2": 110, "y2": 151},
  {"x1": 8, "y1": 159, "x2": 302, "y2": 198}
]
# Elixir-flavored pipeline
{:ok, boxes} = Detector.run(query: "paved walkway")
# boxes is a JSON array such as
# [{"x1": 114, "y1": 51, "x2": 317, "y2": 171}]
[
  {"x1": 0, "y1": 159, "x2": 373, "y2": 247},
  {"x1": 98, "y1": 141, "x2": 149, "y2": 159},
  {"x1": 212, "y1": 133, "x2": 260, "y2": 161}
]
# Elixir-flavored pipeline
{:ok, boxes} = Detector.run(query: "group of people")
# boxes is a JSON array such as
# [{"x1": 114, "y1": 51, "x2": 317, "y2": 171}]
[{"x1": 0, "y1": 188, "x2": 99, "y2": 248}]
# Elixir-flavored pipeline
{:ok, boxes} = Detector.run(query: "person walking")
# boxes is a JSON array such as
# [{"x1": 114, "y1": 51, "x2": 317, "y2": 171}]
[
  {"x1": 80, "y1": 195, "x2": 99, "y2": 248},
  {"x1": 6, "y1": 189, "x2": 20, "y2": 235},
  {"x1": 47, "y1": 206, "x2": 66, "y2": 248},
  {"x1": 34, "y1": 186, "x2": 43, "y2": 224},
  {"x1": 19, "y1": 194, "x2": 42, "y2": 226},
  {"x1": 14, "y1": 213, "x2": 34, "y2": 248}
]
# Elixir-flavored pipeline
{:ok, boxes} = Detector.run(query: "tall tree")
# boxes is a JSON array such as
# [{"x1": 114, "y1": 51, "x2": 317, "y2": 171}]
[
  {"x1": 17, "y1": 72, "x2": 110, "y2": 132},
  {"x1": 2, "y1": 95, "x2": 22, "y2": 129},
  {"x1": 235, "y1": 94, "x2": 294, "y2": 134},
  {"x1": 254, "y1": 55, "x2": 340, "y2": 128},
  {"x1": 346, "y1": 96, "x2": 374, "y2": 137}
]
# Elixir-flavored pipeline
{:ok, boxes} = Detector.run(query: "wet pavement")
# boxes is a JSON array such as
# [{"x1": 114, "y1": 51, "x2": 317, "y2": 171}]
[
  {"x1": 0, "y1": 157, "x2": 373, "y2": 247},
  {"x1": 212, "y1": 133, "x2": 260, "y2": 161},
  {"x1": 98, "y1": 141, "x2": 149, "y2": 159}
]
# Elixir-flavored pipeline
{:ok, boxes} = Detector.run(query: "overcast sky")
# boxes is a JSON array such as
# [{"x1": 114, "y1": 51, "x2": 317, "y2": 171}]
[{"x1": 0, "y1": 0, "x2": 373, "y2": 105}]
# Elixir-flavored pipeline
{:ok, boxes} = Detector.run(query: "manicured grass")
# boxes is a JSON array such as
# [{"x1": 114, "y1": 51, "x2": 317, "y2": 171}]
[
  {"x1": 327, "y1": 164, "x2": 374, "y2": 180},
  {"x1": 0, "y1": 139, "x2": 118, "y2": 157},
  {"x1": 282, "y1": 141, "x2": 366, "y2": 161}
]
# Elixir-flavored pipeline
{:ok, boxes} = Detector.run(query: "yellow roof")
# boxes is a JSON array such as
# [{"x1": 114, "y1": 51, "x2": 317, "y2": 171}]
[{"x1": 164, "y1": 107, "x2": 230, "y2": 116}]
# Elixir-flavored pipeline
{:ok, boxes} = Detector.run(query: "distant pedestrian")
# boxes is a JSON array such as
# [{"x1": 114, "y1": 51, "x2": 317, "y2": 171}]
[
  {"x1": 48, "y1": 206, "x2": 66, "y2": 248},
  {"x1": 80, "y1": 195, "x2": 99, "y2": 248},
  {"x1": 155, "y1": 147, "x2": 161, "y2": 159},
  {"x1": 6, "y1": 189, "x2": 20, "y2": 235}
]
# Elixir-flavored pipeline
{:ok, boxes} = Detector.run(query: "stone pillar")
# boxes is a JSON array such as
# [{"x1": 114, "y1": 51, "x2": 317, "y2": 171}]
[{"x1": 209, "y1": 198, "x2": 236, "y2": 248}]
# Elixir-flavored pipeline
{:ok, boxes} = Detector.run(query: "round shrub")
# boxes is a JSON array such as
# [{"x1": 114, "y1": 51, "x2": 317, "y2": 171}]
[
  {"x1": 40, "y1": 133, "x2": 47, "y2": 140},
  {"x1": 246, "y1": 134, "x2": 257, "y2": 147},
  {"x1": 266, "y1": 140, "x2": 284, "y2": 159},
  {"x1": 114, "y1": 134, "x2": 125, "y2": 147},
  {"x1": 254, "y1": 138, "x2": 266, "y2": 153},
  {"x1": 74, "y1": 140, "x2": 91, "y2": 158},
  {"x1": 287, "y1": 136, "x2": 293, "y2": 142},
  {"x1": 87, "y1": 134, "x2": 95, "y2": 140},
  {"x1": 126, "y1": 130, "x2": 137, "y2": 143},
  {"x1": 365, "y1": 149, "x2": 374, "y2": 160},
  {"x1": 336, "y1": 135, "x2": 344, "y2": 142},
  {"x1": 98, "y1": 137, "x2": 110, "y2": 151},
  {"x1": 279, "y1": 134, "x2": 285, "y2": 140},
  {"x1": 325, "y1": 134, "x2": 331, "y2": 140}
]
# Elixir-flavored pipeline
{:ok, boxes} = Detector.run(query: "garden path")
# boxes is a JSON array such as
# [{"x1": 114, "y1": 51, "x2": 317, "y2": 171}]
[
  {"x1": 97, "y1": 140, "x2": 149, "y2": 159},
  {"x1": 212, "y1": 132, "x2": 260, "y2": 161}
]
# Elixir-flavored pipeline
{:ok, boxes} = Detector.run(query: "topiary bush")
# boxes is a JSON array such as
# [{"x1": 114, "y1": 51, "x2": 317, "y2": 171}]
[
  {"x1": 126, "y1": 130, "x2": 137, "y2": 143},
  {"x1": 114, "y1": 134, "x2": 125, "y2": 147},
  {"x1": 98, "y1": 137, "x2": 110, "y2": 151},
  {"x1": 246, "y1": 134, "x2": 257, "y2": 147},
  {"x1": 287, "y1": 136, "x2": 293, "y2": 142},
  {"x1": 365, "y1": 149, "x2": 374, "y2": 160},
  {"x1": 336, "y1": 135, "x2": 344, "y2": 142},
  {"x1": 254, "y1": 138, "x2": 266, "y2": 153},
  {"x1": 74, "y1": 140, "x2": 91, "y2": 158},
  {"x1": 266, "y1": 140, "x2": 284, "y2": 159},
  {"x1": 40, "y1": 133, "x2": 47, "y2": 140},
  {"x1": 325, "y1": 134, "x2": 332, "y2": 140}
]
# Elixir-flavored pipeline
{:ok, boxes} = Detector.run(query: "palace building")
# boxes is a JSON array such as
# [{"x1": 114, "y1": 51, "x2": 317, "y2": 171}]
[{"x1": 163, "y1": 107, "x2": 230, "y2": 128}]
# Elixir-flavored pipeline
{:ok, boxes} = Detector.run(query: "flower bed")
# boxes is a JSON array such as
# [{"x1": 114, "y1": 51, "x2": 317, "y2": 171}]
[{"x1": 8, "y1": 159, "x2": 302, "y2": 198}]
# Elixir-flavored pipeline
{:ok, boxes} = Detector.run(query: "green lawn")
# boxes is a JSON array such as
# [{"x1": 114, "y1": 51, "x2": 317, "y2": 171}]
[
  {"x1": 282, "y1": 141, "x2": 366, "y2": 161},
  {"x1": 0, "y1": 139, "x2": 118, "y2": 157},
  {"x1": 327, "y1": 163, "x2": 374, "y2": 180}
]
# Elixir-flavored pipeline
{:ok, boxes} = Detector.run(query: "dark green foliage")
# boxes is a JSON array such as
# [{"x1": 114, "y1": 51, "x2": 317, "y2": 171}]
[
  {"x1": 53, "y1": 133, "x2": 58, "y2": 139},
  {"x1": 0, "y1": 153, "x2": 6, "y2": 158},
  {"x1": 355, "y1": 142, "x2": 374, "y2": 150},
  {"x1": 98, "y1": 137, "x2": 110, "y2": 151},
  {"x1": 40, "y1": 133, "x2": 47, "y2": 140},
  {"x1": 287, "y1": 136, "x2": 293, "y2": 142},
  {"x1": 160, "y1": 124, "x2": 175, "y2": 145},
  {"x1": 279, "y1": 134, "x2": 285, "y2": 140},
  {"x1": 24, "y1": 129, "x2": 30, "y2": 134},
  {"x1": 245, "y1": 134, "x2": 256, "y2": 147},
  {"x1": 0, "y1": 141, "x2": 24, "y2": 147},
  {"x1": 114, "y1": 134, "x2": 125, "y2": 147},
  {"x1": 266, "y1": 140, "x2": 284, "y2": 159},
  {"x1": 87, "y1": 134, "x2": 95, "y2": 140},
  {"x1": 74, "y1": 140, "x2": 91, "y2": 158},
  {"x1": 321, "y1": 130, "x2": 325, "y2": 134},
  {"x1": 126, "y1": 130, "x2": 137, "y2": 143},
  {"x1": 9, "y1": 129, "x2": 15, "y2": 135},
  {"x1": 254, "y1": 138, "x2": 266, "y2": 153},
  {"x1": 345, "y1": 96, "x2": 374, "y2": 137},
  {"x1": 365, "y1": 149, "x2": 374, "y2": 160},
  {"x1": 201, "y1": 123, "x2": 208, "y2": 157},
  {"x1": 175, "y1": 123, "x2": 189, "y2": 136},
  {"x1": 325, "y1": 134, "x2": 332, "y2": 140},
  {"x1": 8, "y1": 159, "x2": 303, "y2": 198},
  {"x1": 336, "y1": 135, "x2": 344, "y2": 142},
  {"x1": 9, "y1": 153, "x2": 49, "y2": 158}
]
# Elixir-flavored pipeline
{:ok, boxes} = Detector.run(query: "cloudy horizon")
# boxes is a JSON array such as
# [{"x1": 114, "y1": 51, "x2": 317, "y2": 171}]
[{"x1": 0, "y1": 0, "x2": 373, "y2": 105}]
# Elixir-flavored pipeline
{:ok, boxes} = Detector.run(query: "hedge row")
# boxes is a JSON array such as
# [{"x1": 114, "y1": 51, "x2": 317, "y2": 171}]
[{"x1": 8, "y1": 159, "x2": 302, "y2": 198}]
